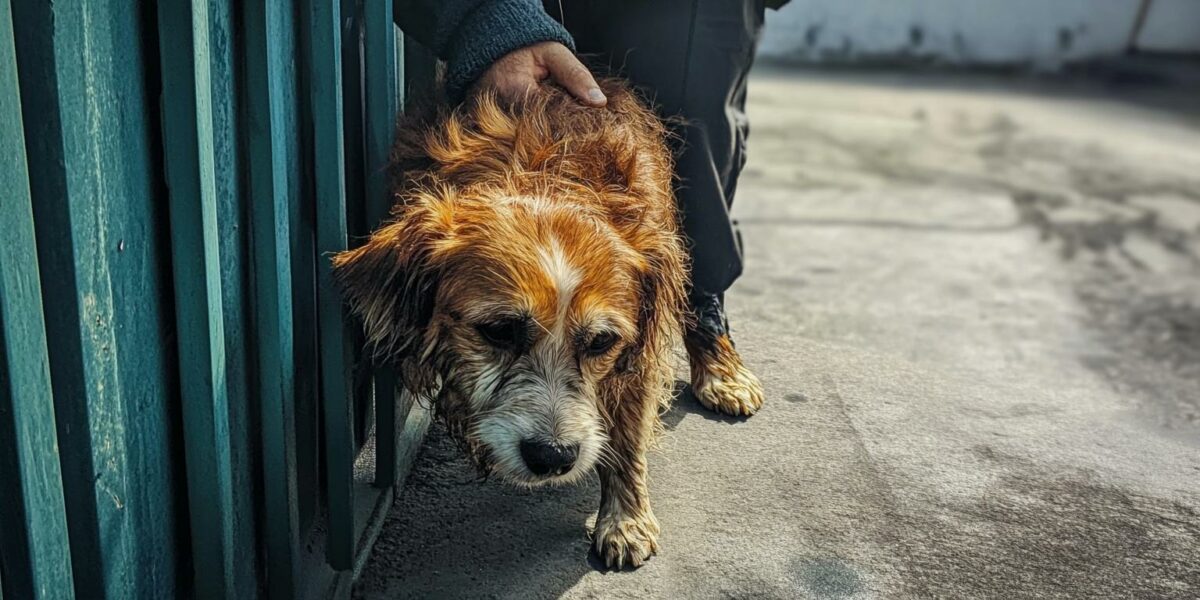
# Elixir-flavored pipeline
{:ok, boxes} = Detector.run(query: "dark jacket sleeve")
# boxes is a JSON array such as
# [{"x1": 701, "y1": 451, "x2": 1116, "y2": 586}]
[{"x1": 394, "y1": 0, "x2": 575, "y2": 101}]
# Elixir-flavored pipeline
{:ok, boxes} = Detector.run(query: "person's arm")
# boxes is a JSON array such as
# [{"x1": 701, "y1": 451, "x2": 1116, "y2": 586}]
[{"x1": 394, "y1": 0, "x2": 605, "y2": 105}]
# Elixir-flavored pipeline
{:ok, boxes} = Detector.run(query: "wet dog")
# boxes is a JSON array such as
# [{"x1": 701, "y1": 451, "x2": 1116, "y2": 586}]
[{"x1": 333, "y1": 79, "x2": 761, "y2": 568}]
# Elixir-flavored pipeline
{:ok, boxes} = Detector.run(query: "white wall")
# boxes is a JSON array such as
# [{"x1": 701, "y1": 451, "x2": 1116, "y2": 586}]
[
  {"x1": 759, "y1": 0, "x2": 1160, "y2": 68},
  {"x1": 1136, "y1": 0, "x2": 1200, "y2": 53}
]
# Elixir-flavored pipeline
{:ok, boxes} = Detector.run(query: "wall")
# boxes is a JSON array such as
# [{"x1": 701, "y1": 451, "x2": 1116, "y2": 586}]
[
  {"x1": 759, "y1": 0, "x2": 1197, "y2": 68},
  {"x1": 1136, "y1": 0, "x2": 1200, "y2": 52}
]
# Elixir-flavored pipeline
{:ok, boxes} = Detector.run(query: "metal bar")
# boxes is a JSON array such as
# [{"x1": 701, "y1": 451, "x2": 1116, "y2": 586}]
[
  {"x1": 1127, "y1": 0, "x2": 1155, "y2": 51},
  {"x1": 155, "y1": 1, "x2": 237, "y2": 597},
  {"x1": 304, "y1": 0, "x2": 357, "y2": 571},
  {"x1": 0, "y1": 1, "x2": 75, "y2": 596},
  {"x1": 205, "y1": 0, "x2": 260, "y2": 593},
  {"x1": 10, "y1": 2, "x2": 142, "y2": 595},
  {"x1": 341, "y1": 0, "x2": 375, "y2": 463},
  {"x1": 244, "y1": 1, "x2": 301, "y2": 597},
  {"x1": 363, "y1": 0, "x2": 400, "y2": 489},
  {"x1": 333, "y1": 397, "x2": 432, "y2": 593},
  {"x1": 289, "y1": 8, "x2": 322, "y2": 538},
  {"x1": 286, "y1": 10, "x2": 321, "y2": 525}
]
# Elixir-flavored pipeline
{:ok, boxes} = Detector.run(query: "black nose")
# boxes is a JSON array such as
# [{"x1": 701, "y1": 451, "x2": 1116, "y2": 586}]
[{"x1": 519, "y1": 440, "x2": 579, "y2": 476}]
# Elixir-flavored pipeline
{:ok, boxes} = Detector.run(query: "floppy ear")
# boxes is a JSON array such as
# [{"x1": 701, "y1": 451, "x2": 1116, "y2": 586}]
[
  {"x1": 614, "y1": 242, "x2": 688, "y2": 376},
  {"x1": 615, "y1": 271, "x2": 658, "y2": 374},
  {"x1": 331, "y1": 198, "x2": 448, "y2": 366}
]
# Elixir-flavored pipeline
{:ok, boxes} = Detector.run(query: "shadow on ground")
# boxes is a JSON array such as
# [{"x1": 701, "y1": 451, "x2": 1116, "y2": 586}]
[
  {"x1": 663, "y1": 381, "x2": 749, "y2": 429},
  {"x1": 351, "y1": 416, "x2": 595, "y2": 600},
  {"x1": 353, "y1": 385, "x2": 729, "y2": 600}
]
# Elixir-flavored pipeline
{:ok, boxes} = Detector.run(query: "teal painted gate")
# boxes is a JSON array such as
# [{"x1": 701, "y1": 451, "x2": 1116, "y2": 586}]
[{"x1": 0, "y1": 1, "x2": 431, "y2": 598}]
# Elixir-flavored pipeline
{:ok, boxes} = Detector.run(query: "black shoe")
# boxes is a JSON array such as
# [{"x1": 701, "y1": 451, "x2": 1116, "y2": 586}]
[
  {"x1": 683, "y1": 292, "x2": 764, "y2": 416},
  {"x1": 687, "y1": 292, "x2": 730, "y2": 345}
]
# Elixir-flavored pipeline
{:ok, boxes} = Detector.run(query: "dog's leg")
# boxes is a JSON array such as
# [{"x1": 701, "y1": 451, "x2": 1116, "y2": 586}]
[
  {"x1": 685, "y1": 332, "x2": 765, "y2": 417},
  {"x1": 594, "y1": 380, "x2": 661, "y2": 569}
]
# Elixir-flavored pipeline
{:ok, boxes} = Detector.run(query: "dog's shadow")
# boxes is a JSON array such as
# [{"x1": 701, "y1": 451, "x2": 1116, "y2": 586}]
[
  {"x1": 661, "y1": 380, "x2": 747, "y2": 430},
  {"x1": 355, "y1": 382, "x2": 747, "y2": 599},
  {"x1": 356, "y1": 421, "x2": 631, "y2": 599}
]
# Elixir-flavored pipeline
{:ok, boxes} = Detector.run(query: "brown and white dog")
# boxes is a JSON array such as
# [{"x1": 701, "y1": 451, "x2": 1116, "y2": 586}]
[{"x1": 333, "y1": 79, "x2": 763, "y2": 568}]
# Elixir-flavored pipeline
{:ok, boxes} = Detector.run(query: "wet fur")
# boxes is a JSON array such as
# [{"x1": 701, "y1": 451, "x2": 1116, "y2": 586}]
[{"x1": 333, "y1": 79, "x2": 687, "y2": 567}]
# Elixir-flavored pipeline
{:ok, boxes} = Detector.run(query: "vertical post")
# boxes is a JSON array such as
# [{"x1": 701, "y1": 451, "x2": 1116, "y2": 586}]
[
  {"x1": 340, "y1": 0, "x2": 367, "y2": 241},
  {"x1": 204, "y1": 0, "x2": 260, "y2": 593},
  {"x1": 341, "y1": 0, "x2": 373, "y2": 449},
  {"x1": 0, "y1": 1, "x2": 75, "y2": 597},
  {"x1": 9, "y1": 2, "x2": 145, "y2": 595},
  {"x1": 363, "y1": 0, "x2": 400, "y2": 489},
  {"x1": 155, "y1": 1, "x2": 237, "y2": 597},
  {"x1": 304, "y1": 0, "x2": 357, "y2": 571},
  {"x1": 1127, "y1": 0, "x2": 1155, "y2": 50},
  {"x1": 245, "y1": 1, "x2": 300, "y2": 597}
]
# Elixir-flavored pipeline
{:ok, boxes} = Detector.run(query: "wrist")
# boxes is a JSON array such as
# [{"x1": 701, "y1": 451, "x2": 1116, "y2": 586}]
[{"x1": 444, "y1": 0, "x2": 574, "y2": 101}]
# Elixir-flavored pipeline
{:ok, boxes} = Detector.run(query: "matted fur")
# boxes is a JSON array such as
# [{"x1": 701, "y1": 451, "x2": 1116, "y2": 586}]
[{"x1": 333, "y1": 79, "x2": 687, "y2": 567}]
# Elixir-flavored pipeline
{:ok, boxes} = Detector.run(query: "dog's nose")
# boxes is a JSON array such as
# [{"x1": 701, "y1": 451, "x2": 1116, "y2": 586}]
[{"x1": 519, "y1": 440, "x2": 579, "y2": 476}]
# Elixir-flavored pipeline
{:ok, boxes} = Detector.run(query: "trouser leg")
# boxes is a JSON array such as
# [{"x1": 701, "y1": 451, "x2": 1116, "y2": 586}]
[{"x1": 549, "y1": 0, "x2": 765, "y2": 298}]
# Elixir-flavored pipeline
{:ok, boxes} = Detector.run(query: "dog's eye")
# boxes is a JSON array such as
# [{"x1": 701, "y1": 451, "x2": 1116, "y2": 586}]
[
  {"x1": 584, "y1": 331, "x2": 619, "y2": 355},
  {"x1": 476, "y1": 319, "x2": 526, "y2": 350}
]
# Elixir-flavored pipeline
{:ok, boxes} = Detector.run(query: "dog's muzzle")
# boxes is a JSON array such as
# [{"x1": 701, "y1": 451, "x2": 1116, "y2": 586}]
[{"x1": 519, "y1": 439, "x2": 579, "y2": 477}]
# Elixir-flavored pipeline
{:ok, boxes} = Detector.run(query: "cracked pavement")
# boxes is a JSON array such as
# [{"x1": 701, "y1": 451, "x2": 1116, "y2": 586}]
[{"x1": 355, "y1": 65, "x2": 1200, "y2": 599}]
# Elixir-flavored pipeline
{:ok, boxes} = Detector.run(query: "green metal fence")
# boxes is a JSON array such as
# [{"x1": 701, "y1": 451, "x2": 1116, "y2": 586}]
[{"x1": 0, "y1": 1, "x2": 430, "y2": 598}]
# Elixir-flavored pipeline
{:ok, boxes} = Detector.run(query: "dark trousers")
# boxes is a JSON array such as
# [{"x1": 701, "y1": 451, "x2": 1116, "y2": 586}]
[{"x1": 545, "y1": 0, "x2": 765, "y2": 299}]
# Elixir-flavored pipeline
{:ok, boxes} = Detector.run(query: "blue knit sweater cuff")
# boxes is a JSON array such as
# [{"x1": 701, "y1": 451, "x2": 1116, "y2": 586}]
[{"x1": 444, "y1": 0, "x2": 576, "y2": 101}]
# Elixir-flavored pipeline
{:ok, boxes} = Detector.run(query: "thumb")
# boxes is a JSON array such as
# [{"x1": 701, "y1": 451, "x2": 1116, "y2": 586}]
[{"x1": 541, "y1": 44, "x2": 607, "y2": 107}]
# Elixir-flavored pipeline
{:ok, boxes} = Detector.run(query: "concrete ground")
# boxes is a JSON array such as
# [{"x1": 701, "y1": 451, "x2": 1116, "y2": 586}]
[{"x1": 355, "y1": 65, "x2": 1200, "y2": 599}]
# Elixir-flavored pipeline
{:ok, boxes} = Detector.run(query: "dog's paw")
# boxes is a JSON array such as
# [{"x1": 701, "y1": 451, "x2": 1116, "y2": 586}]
[
  {"x1": 592, "y1": 510, "x2": 660, "y2": 570},
  {"x1": 692, "y1": 358, "x2": 765, "y2": 417}
]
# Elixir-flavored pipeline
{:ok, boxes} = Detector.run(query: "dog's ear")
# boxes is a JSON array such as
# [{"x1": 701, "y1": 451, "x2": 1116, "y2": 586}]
[
  {"x1": 332, "y1": 194, "x2": 452, "y2": 365},
  {"x1": 615, "y1": 243, "x2": 688, "y2": 375},
  {"x1": 615, "y1": 270, "x2": 657, "y2": 374}
]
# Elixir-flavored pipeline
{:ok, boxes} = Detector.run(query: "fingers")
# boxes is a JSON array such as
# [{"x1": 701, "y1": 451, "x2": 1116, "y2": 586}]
[
  {"x1": 492, "y1": 77, "x2": 536, "y2": 105},
  {"x1": 476, "y1": 49, "x2": 538, "y2": 105},
  {"x1": 540, "y1": 43, "x2": 607, "y2": 107},
  {"x1": 477, "y1": 42, "x2": 606, "y2": 107}
]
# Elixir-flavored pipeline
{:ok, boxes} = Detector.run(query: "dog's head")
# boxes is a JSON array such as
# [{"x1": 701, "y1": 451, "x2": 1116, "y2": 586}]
[
  {"x1": 335, "y1": 190, "x2": 657, "y2": 485},
  {"x1": 333, "y1": 82, "x2": 684, "y2": 487}
]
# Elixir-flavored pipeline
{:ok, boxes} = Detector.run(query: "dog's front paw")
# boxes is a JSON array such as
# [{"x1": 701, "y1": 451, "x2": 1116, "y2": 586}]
[
  {"x1": 692, "y1": 358, "x2": 765, "y2": 417},
  {"x1": 592, "y1": 510, "x2": 660, "y2": 569}
]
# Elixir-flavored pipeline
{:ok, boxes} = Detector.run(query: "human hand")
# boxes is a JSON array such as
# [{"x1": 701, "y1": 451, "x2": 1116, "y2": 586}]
[{"x1": 476, "y1": 41, "x2": 607, "y2": 107}]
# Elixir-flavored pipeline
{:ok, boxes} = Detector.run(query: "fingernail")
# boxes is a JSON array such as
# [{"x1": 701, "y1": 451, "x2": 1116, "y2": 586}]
[{"x1": 587, "y1": 88, "x2": 606, "y2": 104}]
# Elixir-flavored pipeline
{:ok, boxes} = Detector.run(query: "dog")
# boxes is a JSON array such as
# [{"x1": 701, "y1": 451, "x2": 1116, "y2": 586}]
[{"x1": 333, "y1": 78, "x2": 763, "y2": 568}]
